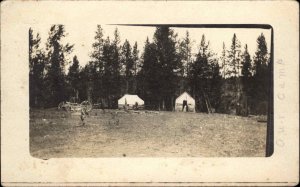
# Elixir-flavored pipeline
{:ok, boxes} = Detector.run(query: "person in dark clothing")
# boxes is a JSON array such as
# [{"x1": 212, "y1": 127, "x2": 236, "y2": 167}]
[
  {"x1": 182, "y1": 100, "x2": 189, "y2": 112},
  {"x1": 134, "y1": 102, "x2": 139, "y2": 110}
]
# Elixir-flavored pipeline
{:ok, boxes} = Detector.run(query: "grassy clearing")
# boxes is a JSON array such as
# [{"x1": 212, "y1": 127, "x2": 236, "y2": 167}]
[{"x1": 30, "y1": 109, "x2": 267, "y2": 158}]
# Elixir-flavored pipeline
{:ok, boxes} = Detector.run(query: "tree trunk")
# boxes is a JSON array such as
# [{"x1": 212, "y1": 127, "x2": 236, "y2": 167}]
[
  {"x1": 170, "y1": 96, "x2": 174, "y2": 111},
  {"x1": 133, "y1": 78, "x2": 137, "y2": 94},
  {"x1": 34, "y1": 96, "x2": 38, "y2": 106},
  {"x1": 126, "y1": 80, "x2": 129, "y2": 93},
  {"x1": 162, "y1": 99, "x2": 165, "y2": 111},
  {"x1": 75, "y1": 89, "x2": 79, "y2": 102},
  {"x1": 87, "y1": 86, "x2": 92, "y2": 103},
  {"x1": 158, "y1": 97, "x2": 161, "y2": 111}
]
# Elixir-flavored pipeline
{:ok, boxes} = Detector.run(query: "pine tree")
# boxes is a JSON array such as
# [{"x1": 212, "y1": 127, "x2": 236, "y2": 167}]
[
  {"x1": 132, "y1": 42, "x2": 140, "y2": 93},
  {"x1": 67, "y1": 55, "x2": 81, "y2": 102},
  {"x1": 252, "y1": 33, "x2": 269, "y2": 114},
  {"x1": 111, "y1": 28, "x2": 121, "y2": 71},
  {"x1": 90, "y1": 25, "x2": 105, "y2": 103},
  {"x1": 220, "y1": 42, "x2": 228, "y2": 78},
  {"x1": 189, "y1": 34, "x2": 217, "y2": 112},
  {"x1": 132, "y1": 42, "x2": 140, "y2": 76},
  {"x1": 241, "y1": 44, "x2": 252, "y2": 94},
  {"x1": 110, "y1": 28, "x2": 122, "y2": 106},
  {"x1": 153, "y1": 26, "x2": 181, "y2": 110},
  {"x1": 177, "y1": 31, "x2": 192, "y2": 95},
  {"x1": 179, "y1": 31, "x2": 192, "y2": 77},
  {"x1": 121, "y1": 39, "x2": 134, "y2": 93},
  {"x1": 102, "y1": 36, "x2": 113, "y2": 106},
  {"x1": 210, "y1": 61, "x2": 222, "y2": 111},
  {"x1": 101, "y1": 29, "x2": 122, "y2": 108},
  {"x1": 29, "y1": 28, "x2": 41, "y2": 70},
  {"x1": 227, "y1": 33, "x2": 242, "y2": 114},
  {"x1": 29, "y1": 28, "x2": 46, "y2": 107},
  {"x1": 138, "y1": 37, "x2": 160, "y2": 109},
  {"x1": 76, "y1": 62, "x2": 94, "y2": 102},
  {"x1": 90, "y1": 25, "x2": 105, "y2": 71},
  {"x1": 44, "y1": 25, "x2": 74, "y2": 107},
  {"x1": 227, "y1": 33, "x2": 242, "y2": 78},
  {"x1": 253, "y1": 33, "x2": 269, "y2": 75}
]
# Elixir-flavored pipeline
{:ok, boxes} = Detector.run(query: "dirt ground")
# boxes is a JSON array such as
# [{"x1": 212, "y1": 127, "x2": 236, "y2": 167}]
[{"x1": 30, "y1": 108, "x2": 267, "y2": 159}]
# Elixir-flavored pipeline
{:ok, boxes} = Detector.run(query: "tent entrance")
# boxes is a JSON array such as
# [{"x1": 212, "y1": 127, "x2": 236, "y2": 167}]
[{"x1": 182, "y1": 100, "x2": 189, "y2": 112}]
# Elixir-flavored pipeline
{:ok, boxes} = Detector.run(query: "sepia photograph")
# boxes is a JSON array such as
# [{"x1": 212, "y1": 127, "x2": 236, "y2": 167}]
[
  {"x1": 29, "y1": 24, "x2": 272, "y2": 158},
  {"x1": 1, "y1": 1, "x2": 298, "y2": 186}
]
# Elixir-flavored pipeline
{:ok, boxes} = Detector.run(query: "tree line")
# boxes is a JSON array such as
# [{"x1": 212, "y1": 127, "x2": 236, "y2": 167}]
[{"x1": 29, "y1": 25, "x2": 271, "y2": 115}]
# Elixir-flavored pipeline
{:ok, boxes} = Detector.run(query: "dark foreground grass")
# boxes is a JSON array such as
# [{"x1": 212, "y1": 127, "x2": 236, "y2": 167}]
[{"x1": 30, "y1": 108, "x2": 267, "y2": 158}]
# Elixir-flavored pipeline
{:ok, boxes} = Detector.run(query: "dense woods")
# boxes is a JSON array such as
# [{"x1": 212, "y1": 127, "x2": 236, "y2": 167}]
[{"x1": 29, "y1": 25, "x2": 271, "y2": 115}]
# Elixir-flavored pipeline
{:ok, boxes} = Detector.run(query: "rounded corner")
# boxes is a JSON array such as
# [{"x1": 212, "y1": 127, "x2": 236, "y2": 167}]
[{"x1": 265, "y1": 150, "x2": 274, "y2": 158}]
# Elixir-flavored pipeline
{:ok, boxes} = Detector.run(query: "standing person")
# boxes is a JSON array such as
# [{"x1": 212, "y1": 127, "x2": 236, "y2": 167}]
[
  {"x1": 182, "y1": 100, "x2": 188, "y2": 112},
  {"x1": 134, "y1": 102, "x2": 139, "y2": 110},
  {"x1": 80, "y1": 107, "x2": 87, "y2": 126}
]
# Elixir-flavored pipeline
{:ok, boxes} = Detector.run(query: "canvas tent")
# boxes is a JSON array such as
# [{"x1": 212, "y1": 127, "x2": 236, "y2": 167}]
[
  {"x1": 118, "y1": 94, "x2": 144, "y2": 109},
  {"x1": 175, "y1": 92, "x2": 195, "y2": 112}
]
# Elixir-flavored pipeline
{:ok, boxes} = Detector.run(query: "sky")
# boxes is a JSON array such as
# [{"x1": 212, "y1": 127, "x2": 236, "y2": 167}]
[{"x1": 31, "y1": 24, "x2": 272, "y2": 67}]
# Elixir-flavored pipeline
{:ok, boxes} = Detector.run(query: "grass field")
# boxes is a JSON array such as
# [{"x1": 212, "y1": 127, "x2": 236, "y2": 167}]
[{"x1": 30, "y1": 108, "x2": 267, "y2": 158}]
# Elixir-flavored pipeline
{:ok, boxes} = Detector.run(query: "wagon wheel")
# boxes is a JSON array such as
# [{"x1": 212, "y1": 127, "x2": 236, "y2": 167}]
[{"x1": 81, "y1": 101, "x2": 92, "y2": 112}]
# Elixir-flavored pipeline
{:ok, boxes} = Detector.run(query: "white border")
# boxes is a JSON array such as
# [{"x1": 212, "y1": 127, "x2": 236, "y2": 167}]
[{"x1": 1, "y1": 1, "x2": 299, "y2": 185}]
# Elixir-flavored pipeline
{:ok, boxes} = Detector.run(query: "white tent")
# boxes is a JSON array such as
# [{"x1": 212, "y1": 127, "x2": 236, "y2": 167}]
[
  {"x1": 118, "y1": 94, "x2": 144, "y2": 109},
  {"x1": 175, "y1": 92, "x2": 195, "y2": 112}
]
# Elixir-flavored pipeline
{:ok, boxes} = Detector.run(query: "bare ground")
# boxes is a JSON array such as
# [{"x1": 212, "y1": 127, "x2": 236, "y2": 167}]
[{"x1": 30, "y1": 109, "x2": 267, "y2": 159}]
